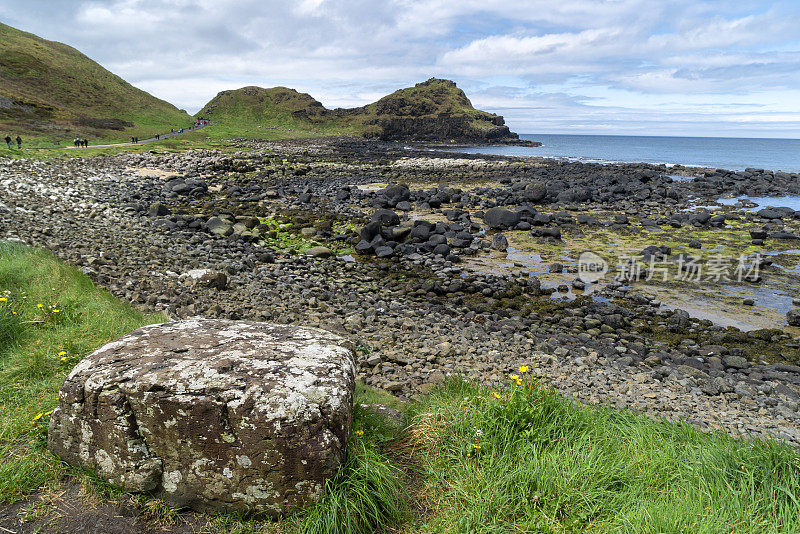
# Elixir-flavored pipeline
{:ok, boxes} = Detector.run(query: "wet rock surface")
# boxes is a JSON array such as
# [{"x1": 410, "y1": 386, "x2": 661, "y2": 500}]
[
  {"x1": 2, "y1": 136, "x2": 799, "y2": 448},
  {"x1": 47, "y1": 319, "x2": 355, "y2": 516}
]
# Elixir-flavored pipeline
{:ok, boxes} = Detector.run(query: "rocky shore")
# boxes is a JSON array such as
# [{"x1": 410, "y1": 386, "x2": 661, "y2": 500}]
[{"x1": 2, "y1": 137, "x2": 800, "y2": 445}]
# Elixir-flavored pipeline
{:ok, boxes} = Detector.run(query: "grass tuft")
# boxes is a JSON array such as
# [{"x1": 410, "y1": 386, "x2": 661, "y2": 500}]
[{"x1": 299, "y1": 426, "x2": 407, "y2": 534}]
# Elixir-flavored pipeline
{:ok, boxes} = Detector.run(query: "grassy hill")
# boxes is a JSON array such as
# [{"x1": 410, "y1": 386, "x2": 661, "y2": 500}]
[
  {"x1": 194, "y1": 86, "x2": 355, "y2": 140},
  {"x1": 196, "y1": 78, "x2": 525, "y2": 143},
  {"x1": 0, "y1": 22, "x2": 193, "y2": 147}
]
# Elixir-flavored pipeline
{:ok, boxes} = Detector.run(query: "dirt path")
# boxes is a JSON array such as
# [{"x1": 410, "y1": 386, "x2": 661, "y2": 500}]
[{"x1": 62, "y1": 121, "x2": 211, "y2": 149}]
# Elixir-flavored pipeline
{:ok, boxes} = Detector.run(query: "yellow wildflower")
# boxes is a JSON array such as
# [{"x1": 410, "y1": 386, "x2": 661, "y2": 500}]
[
  {"x1": 53, "y1": 309, "x2": 60, "y2": 313},
  {"x1": 355, "y1": 429, "x2": 364, "y2": 436},
  {"x1": 516, "y1": 379, "x2": 523, "y2": 386},
  {"x1": 32, "y1": 412, "x2": 44, "y2": 422},
  {"x1": 510, "y1": 374, "x2": 519, "y2": 380},
  {"x1": 492, "y1": 392, "x2": 501, "y2": 399},
  {"x1": 37, "y1": 304, "x2": 43, "y2": 309},
  {"x1": 519, "y1": 366, "x2": 529, "y2": 373},
  {"x1": 60, "y1": 357, "x2": 68, "y2": 362},
  {"x1": 0, "y1": 297, "x2": 6, "y2": 302},
  {"x1": 473, "y1": 444, "x2": 481, "y2": 450},
  {"x1": 44, "y1": 410, "x2": 53, "y2": 416},
  {"x1": 58, "y1": 351, "x2": 66, "y2": 356}
]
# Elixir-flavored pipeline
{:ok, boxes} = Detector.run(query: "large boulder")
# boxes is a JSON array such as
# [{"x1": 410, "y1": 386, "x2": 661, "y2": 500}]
[
  {"x1": 48, "y1": 319, "x2": 356, "y2": 516},
  {"x1": 380, "y1": 183, "x2": 410, "y2": 206},
  {"x1": 372, "y1": 208, "x2": 400, "y2": 227},
  {"x1": 483, "y1": 207, "x2": 520, "y2": 229}
]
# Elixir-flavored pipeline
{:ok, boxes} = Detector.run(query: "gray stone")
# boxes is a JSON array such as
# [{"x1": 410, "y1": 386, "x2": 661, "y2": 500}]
[
  {"x1": 48, "y1": 319, "x2": 355, "y2": 516},
  {"x1": 148, "y1": 202, "x2": 171, "y2": 217},
  {"x1": 374, "y1": 245, "x2": 394, "y2": 258},
  {"x1": 184, "y1": 269, "x2": 227, "y2": 290},
  {"x1": 307, "y1": 246, "x2": 333, "y2": 258},
  {"x1": 206, "y1": 217, "x2": 233, "y2": 237},
  {"x1": 491, "y1": 233, "x2": 508, "y2": 251},
  {"x1": 380, "y1": 183, "x2": 410, "y2": 206},
  {"x1": 483, "y1": 207, "x2": 520, "y2": 229},
  {"x1": 523, "y1": 183, "x2": 547, "y2": 202},
  {"x1": 788, "y1": 309, "x2": 800, "y2": 326},
  {"x1": 723, "y1": 355, "x2": 750, "y2": 370},
  {"x1": 371, "y1": 209, "x2": 400, "y2": 227}
]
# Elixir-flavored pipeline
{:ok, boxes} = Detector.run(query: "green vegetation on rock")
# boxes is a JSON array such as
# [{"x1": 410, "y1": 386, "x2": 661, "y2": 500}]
[{"x1": 0, "y1": 22, "x2": 193, "y2": 147}]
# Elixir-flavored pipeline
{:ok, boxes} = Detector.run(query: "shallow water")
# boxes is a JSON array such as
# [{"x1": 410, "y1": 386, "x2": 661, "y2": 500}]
[{"x1": 717, "y1": 195, "x2": 800, "y2": 211}]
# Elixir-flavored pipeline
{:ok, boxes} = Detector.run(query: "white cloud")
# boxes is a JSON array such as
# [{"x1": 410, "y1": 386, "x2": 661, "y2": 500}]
[{"x1": 2, "y1": 0, "x2": 799, "y2": 136}]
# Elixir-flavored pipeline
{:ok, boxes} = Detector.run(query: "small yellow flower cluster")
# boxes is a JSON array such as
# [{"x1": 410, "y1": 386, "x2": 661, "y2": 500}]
[
  {"x1": 31, "y1": 410, "x2": 54, "y2": 424},
  {"x1": 59, "y1": 350, "x2": 68, "y2": 362},
  {"x1": 354, "y1": 429, "x2": 364, "y2": 436}
]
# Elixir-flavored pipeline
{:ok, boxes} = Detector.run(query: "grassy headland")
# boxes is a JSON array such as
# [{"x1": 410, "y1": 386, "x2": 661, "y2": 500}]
[
  {"x1": 195, "y1": 78, "x2": 521, "y2": 143},
  {"x1": 0, "y1": 22, "x2": 193, "y2": 147}
]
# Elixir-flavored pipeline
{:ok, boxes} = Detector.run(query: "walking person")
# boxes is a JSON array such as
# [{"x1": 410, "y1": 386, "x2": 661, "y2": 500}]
[
  {"x1": 15, "y1": 136, "x2": 21, "y2": 149},
  {"x1": 4, "y1": 135, "x2": 11, "y2": 149}
]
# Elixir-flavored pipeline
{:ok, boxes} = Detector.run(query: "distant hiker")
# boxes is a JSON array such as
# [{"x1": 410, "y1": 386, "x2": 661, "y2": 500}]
[
  {"x1": 15, "y1": 136, "x2": 21, "y2": 149},
  {"x1": 83, "y1": 139, "x2": 88, "y2": 147},
  {"x1": 74, "y1": 137, "x2": 80, "y2": 147},
  {"x1": 155, "y1": 134, "x2": 160, "y2": 140},
  {"x1": 4, "y1": 135, "x2": 11, "y2": 149}
]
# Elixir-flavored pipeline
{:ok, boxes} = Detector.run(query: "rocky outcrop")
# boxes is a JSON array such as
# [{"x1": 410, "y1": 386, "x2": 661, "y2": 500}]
[
  {"x1": 48, "y1": 319, "x2": 356, "y2": 516},
  {"x1": 371, "y1": 115, "x2": 517, "y2": 143}
]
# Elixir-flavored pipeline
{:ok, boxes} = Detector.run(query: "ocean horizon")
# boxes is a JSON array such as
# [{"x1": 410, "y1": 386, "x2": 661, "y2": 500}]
[{"x1": 448, "y1": 133, "x2": 800, "y2": 173}]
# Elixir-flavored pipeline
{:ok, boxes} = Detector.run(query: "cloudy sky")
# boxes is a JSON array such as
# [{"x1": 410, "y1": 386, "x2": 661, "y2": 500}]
[{"x1": 3, "y1": 0, "x2": 800, "y2": 137}]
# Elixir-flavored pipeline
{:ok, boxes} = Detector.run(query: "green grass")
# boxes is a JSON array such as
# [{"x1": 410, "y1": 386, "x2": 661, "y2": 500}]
[
  {"x1": 300, "y1": 404, "x2": 408, "y2": 534},
  {"x1": 0, "y1": 241, "x2": 164, "y2": 502},
  {"x1": 405, "y1": 376, "x2": 800, "y2": 533}
]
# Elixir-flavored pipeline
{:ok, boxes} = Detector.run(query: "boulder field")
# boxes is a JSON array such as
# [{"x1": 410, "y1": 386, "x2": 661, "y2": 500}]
[{"x1": 2, "y1": 136, "x2": 800, "y2": 448}]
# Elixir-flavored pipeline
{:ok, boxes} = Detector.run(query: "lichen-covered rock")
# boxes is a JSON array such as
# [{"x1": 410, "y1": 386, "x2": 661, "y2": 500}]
[{"x1": 48, "y1": 319, "x2": 355, "y2": 516}]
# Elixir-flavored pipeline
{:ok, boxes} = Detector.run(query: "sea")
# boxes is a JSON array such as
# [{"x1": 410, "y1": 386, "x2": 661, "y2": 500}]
[{"x1": 446, "y1": 133, "x2": 800, "y2": 174}]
